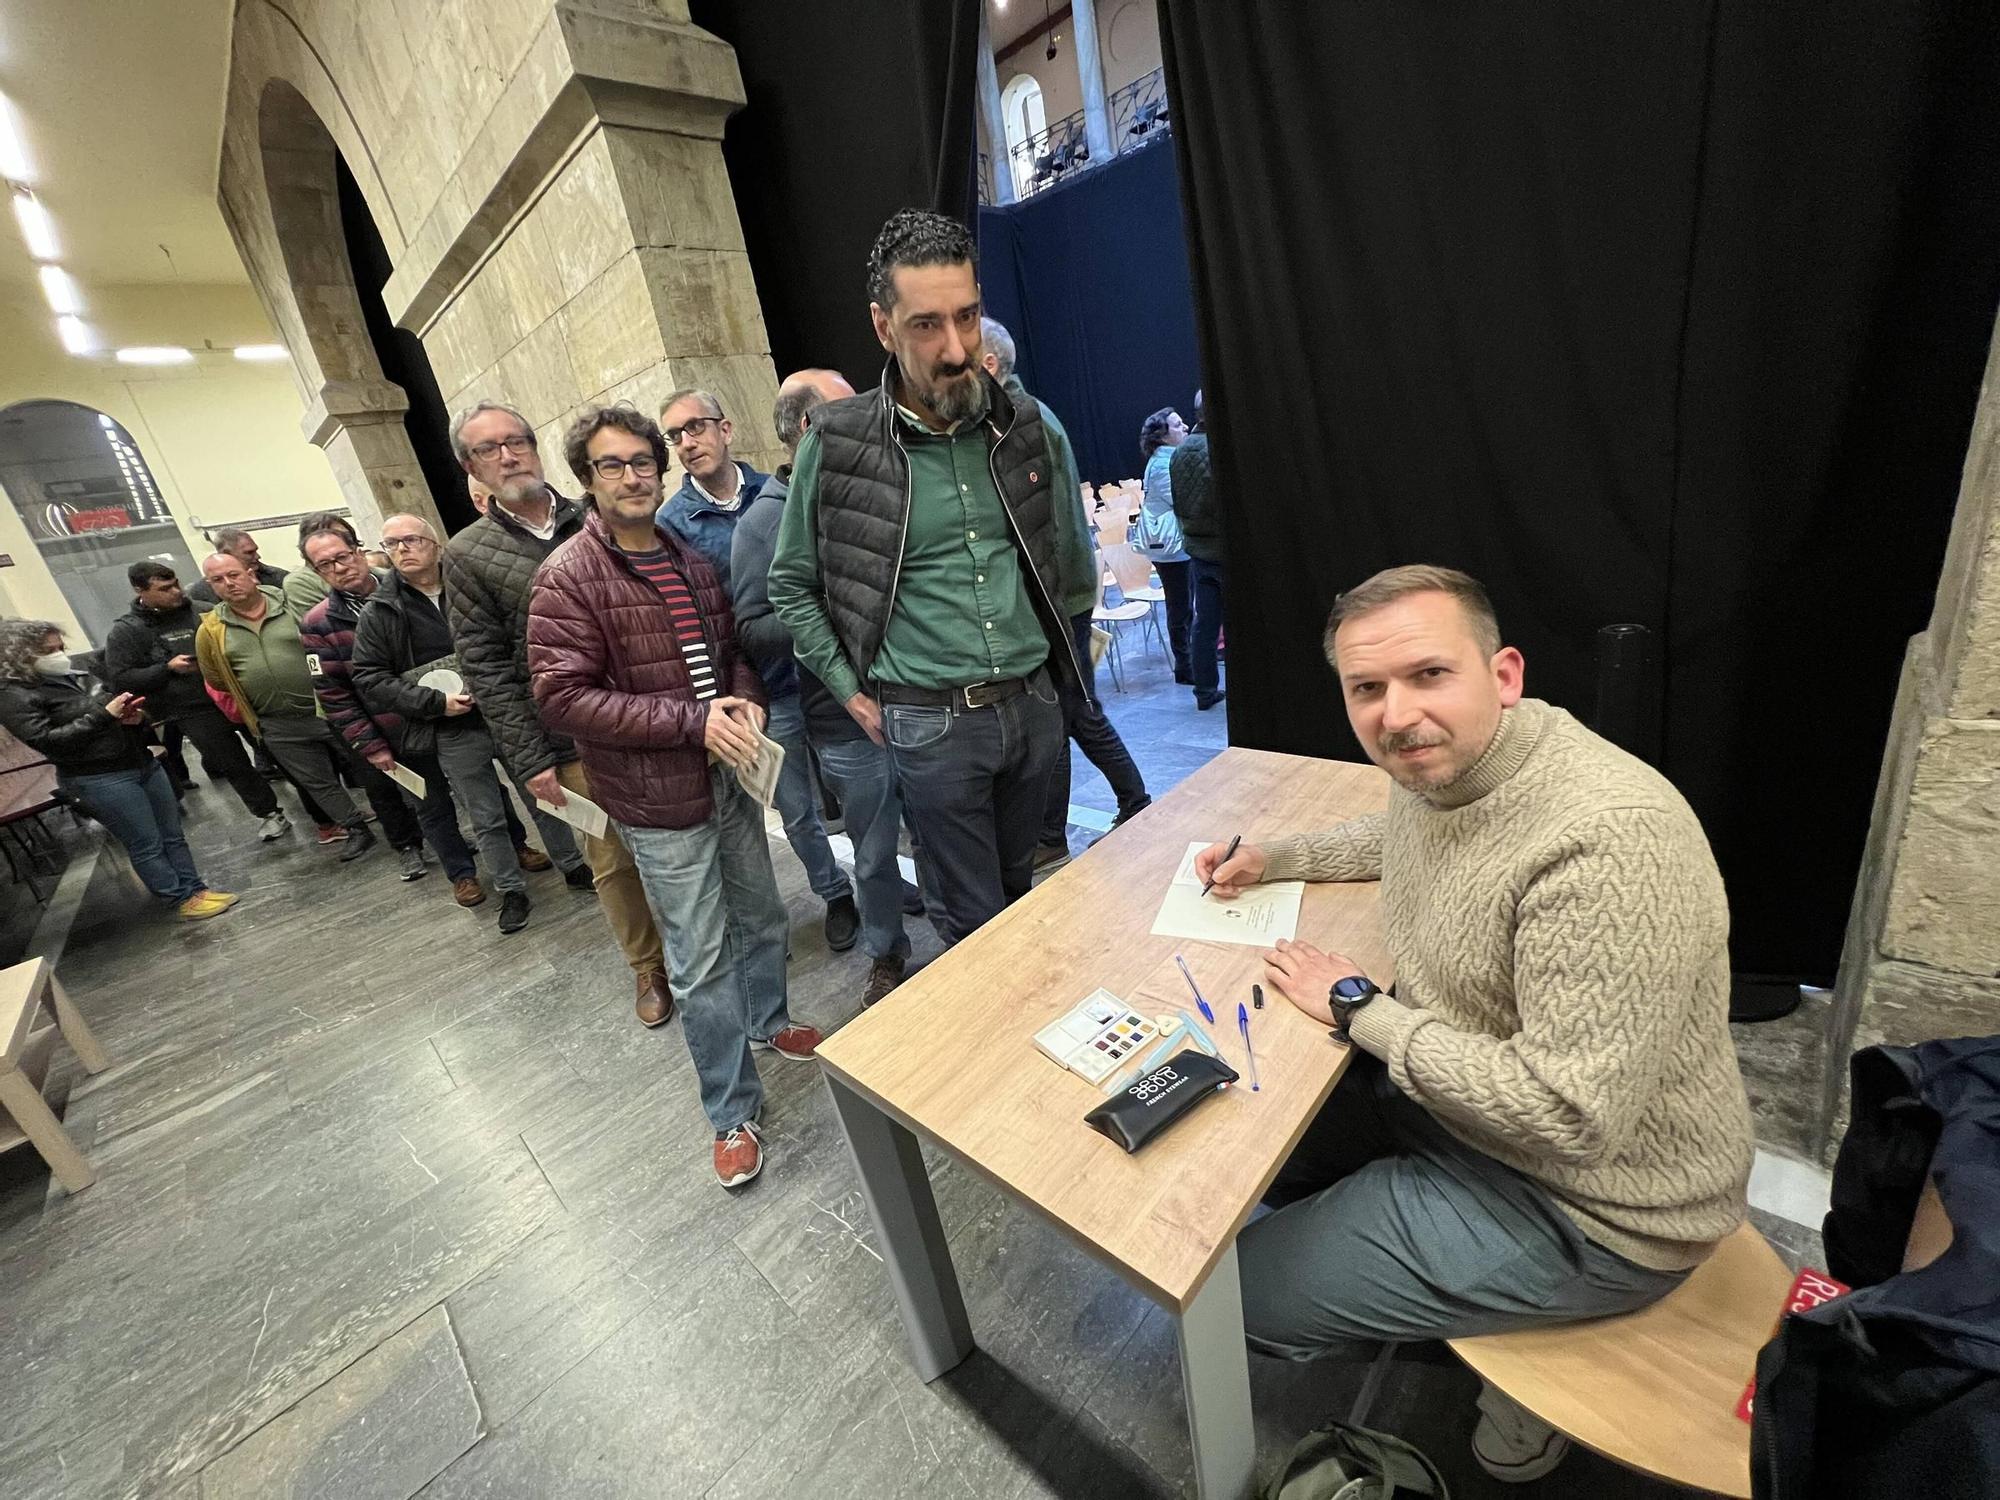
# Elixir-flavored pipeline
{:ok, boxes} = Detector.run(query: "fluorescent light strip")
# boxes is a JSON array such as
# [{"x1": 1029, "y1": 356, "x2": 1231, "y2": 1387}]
[
  {"x1": 11, "y1": 189, "x2": 57, "y2": 260},
  {"x1": 38, "y1": 265, "x2": 80, "y2": 315},
  {"x1": 115, "y1": 346, "x2": 195, "y2": 365},
  {"x1": 0, "y1": 93, "x2": 32, "y2": 183},
  {"x1": 57, "y1": 316, "x2": 92, "y2": 354},
  {"x1": 233, "y1": 343, "x2": 288, "y2": 362}
]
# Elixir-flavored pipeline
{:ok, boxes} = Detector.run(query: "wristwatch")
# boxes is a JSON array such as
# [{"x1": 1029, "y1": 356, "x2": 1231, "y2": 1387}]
[{"x1": 1327, "y1": 975, "x2": 1380, "y2": 1041}]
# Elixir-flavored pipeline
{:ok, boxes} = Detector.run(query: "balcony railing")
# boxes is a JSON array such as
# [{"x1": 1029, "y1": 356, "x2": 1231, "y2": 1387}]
[
  {"x1": 1109, "y1": 67, "x2": 1170, "y2": 147},
  {"x1": 999, "y1": 68, "x2": 1172, "y2": 202}
]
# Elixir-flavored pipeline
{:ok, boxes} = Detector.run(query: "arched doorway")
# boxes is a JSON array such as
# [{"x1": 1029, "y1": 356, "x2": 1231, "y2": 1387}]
[
  {"x1": 1002, "y1": 74, "x2": 1048, "y2": 198},
  {"x1": 0, "y1": 401, "x2": 199, "y2": 644}
]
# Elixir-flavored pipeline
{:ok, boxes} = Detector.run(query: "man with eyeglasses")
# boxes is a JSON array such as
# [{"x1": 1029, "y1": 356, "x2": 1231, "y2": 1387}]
[
  {"x1": 350, "y1": 514, "x2": 593, "y2": 932},
  {"x1": 445, "y1": 400, "x2": 673, "y2": 1023},
  {"x1": 297, "y1": 529, "x2": 471, "y2": 886},
  {"x1": 654, "y1": 389, "x2": 769, "y2": 582},
  {"x1": 530, "y1": 404, "x2": 818, "y2": 1189}
]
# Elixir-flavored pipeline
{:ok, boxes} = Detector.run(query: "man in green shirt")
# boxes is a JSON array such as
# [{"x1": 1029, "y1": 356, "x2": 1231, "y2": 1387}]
[{"x1": 768, "y1": 210, "x2": 1082, "y2": 945}]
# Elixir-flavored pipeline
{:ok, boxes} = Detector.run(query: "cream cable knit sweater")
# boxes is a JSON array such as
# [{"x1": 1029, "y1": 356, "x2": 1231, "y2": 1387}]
[{"x1": 1263, "y1": 698, "x2": 1753, "y2": 1271}]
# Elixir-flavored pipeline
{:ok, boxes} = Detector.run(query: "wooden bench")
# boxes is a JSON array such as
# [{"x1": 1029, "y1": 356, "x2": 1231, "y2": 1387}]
[
  {"x1": 0, "y1": 957, "x2": 110, "y2": 1194},
  {"x1": 1448, "y1": 1223, "x2": 1792, "y2": 1497}
]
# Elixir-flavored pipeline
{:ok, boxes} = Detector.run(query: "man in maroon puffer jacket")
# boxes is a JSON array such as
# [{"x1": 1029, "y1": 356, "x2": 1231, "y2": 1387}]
[{"x1": 529, "y1": 404, "x2": 822, "y2": 1190}]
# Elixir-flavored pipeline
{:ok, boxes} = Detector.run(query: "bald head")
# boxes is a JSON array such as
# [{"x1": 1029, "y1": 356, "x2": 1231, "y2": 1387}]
[
  {"x1": 201, "y1": 551, "x2": 263, "y2": 608},
  {"x1": 772, "y1": 368, "x2": 856, "y2": 453},
  {"x1": 379, "y1": 512, "x2": 444, "y2": 587}
]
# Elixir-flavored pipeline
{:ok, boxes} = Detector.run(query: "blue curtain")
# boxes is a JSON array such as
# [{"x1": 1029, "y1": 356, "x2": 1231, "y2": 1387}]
[{"x1": 979, "y1": 140, "x2": 1203, "y2": 485}]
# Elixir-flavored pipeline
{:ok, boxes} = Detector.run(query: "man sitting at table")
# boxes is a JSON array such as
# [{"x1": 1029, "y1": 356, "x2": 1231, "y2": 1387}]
[{"x1": 1195, "y1": 564, "x2": 1752, "y2": 1484}]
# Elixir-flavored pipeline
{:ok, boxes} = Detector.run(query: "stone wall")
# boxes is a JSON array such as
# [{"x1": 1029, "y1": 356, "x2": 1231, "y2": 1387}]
[
  {"x1": 217, "y1": 0, "x2": 782, "y2": 535},
  {"x1": 1822, "y1": 303, "x2": 2000, "y2": 1158}
]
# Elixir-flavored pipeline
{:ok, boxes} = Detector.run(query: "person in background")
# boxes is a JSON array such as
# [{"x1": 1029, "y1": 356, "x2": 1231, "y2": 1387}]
[
  {"x1": 445, "y1": 399, "x2": 673, "y2": 1026},
  {"x1": 1170, "y1": 390, "x2": 1225, "y2": 711},
  {"x1": 104, "y1": 561, "x2": 292, "y2": 843},
  {"x1": 530, "y1": 404, "x2": 819, "y2": 1189},
  {"x1": 195, "y1": 551, "x2": 379, "y2": 863},
  {"x1": 0, "y1": 619, "x2": 237, "y2": 920},
  {"x1": 281, "y1": 511, "x2": 357, "y2": 615},
  {"x1": 654, "y1": 388, "x2": 769, "y2": 582},
  {"x1": 735, "y1": 369, "x2": 908, "y2": 1008},
  {"x1": 978, "y1": 317, "x2": 1151, "y2": 872},
  {"x1": 185, "y1": 528, "x2": 286, "y2": 607},
  {"x1": 467, "y1": 477, "x2": 491, "y2": 516},
  {"x1": 1135, "y1": 407, "x2": 1194, "y2": 687},
  {"x1": 769, "y1": 209, "x2": 1078, "y2": 947},
  {"x1": 1197, "y1": 565, "x2": 1752, "y2": 1483},
  {"x1": 352, "y1": 513, "x2": 594, "y2": 932}
]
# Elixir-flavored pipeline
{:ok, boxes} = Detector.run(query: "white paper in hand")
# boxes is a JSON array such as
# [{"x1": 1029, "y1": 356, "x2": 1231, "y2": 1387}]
[
  {"x1": 1152, "y1": 839, "x2": 1304, "y2": 946},
  {"x1": 385, "y1": 761, "x2": 427, "y2": 798},
  {"x1": 734, "y1": 728, "x2": 785, "y2": 808},
  {"x1": 536, "y1": 788, "x2": 610, "y2": 840},
  {"x1": 417, "y1": 668, "x2": 465, "y2": 696}
]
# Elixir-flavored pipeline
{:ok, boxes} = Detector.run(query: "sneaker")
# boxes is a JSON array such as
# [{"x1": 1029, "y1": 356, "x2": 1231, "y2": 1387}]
[
  {"x1": 177, "y1": 890, "x2": 241, "y2": 921},
  {"x1": 1033, "y1": 840, "x2": 1071, "y2": 872},
  {"x1": 713, "y1": 1120, "x2": 764, "y2": 1188},
  {"x1": 397, "y1": 846, "x2": 427, "y2": 881},
  {"x1": 515, "y1": 844, "x2": 553, "y2": 873},
  {"x1": 315, "y1": 823, "x2": 349, "y2": 846},
  {"x1": 497, "y1": 889, "x2": 531, "y2": 934},
  {"x1": 564, "y1": 864, "x2": 596, "y2": 893},
  {"x1": 1471, "y1": 1381, "x2": 1570, "y2": 1483},
  {"x1": 861, "y1": 954, "x2": 906, "y2": 1008},
  {"x1": 258, "y1": 811, "x2": 291, "y2": 842},
  {"x1": 751, "y1": 1024, "x2": 822, "y2": 1061},
  {"x1": 338, "y1": 823, "x2": 377, "y2": 862},
  {"x1": 453, "y1": 877, "x2": 486, "y2": 908},
  {"x1": 823, "y1": 892, "x2": 860, "y2": 953}
]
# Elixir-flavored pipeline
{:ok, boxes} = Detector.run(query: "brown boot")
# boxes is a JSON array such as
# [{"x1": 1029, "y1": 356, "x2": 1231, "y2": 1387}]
[{"x1": 636, "y1": 970, "x2": 674, "y2": 1028}]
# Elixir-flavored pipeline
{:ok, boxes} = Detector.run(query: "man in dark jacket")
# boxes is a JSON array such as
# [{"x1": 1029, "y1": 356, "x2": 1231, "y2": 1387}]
[
  {"x1": 737, "y1": 369, "x2": 908, "y2": 1008},
  {"x1": 105, "y1": 560, "x2": 290, "y2": 841},
  {"x1": 185, "y1": 527, "x2": 287, "y2": 607},
  {"x1": 768, "y1": 210, "x2": 1078, "y2": 947},
  {"x1": 1170, "y1": 390, "x2": 1225, "y2": 710},
  {"x1": 353, "y1": 513, "x2": 592, "y2": 933},
  {"x1": 530, "y1": 404, "x2": 820, "y2": 1191},
  {"x1": 445, "y1": 399, "x2": 671, "y2": 1025}
]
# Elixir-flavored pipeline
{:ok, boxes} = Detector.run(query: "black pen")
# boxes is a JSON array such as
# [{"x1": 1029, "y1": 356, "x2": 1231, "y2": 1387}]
[{"x1": 1202, "y1": 833, "x2": 1242, "y2": 898}]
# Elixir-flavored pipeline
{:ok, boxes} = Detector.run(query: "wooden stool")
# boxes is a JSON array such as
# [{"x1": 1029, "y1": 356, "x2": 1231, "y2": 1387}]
[
  {"x1": 1447, "y1": 1224, "x2": 1791, "y2": 1497},
  {"x1": 0, "y1": 957, "x2": 109, "y2": 1193}
]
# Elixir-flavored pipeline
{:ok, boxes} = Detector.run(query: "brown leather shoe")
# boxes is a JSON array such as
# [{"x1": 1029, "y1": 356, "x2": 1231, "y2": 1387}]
[
  {"x1": 515, "y1": 844, "x2": 553, "y2": 873},
  {"x1": 453, "y1": 877, "x2": 486, "y2": 908},
  {"x1": 636, "y1": 971, "x2": 674, "y2": 1028}
]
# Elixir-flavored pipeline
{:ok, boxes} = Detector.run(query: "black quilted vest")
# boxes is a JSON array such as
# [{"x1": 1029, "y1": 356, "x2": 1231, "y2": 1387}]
[{"x1": 809, "y1": 362, "x2": 1083, "y2": 693}]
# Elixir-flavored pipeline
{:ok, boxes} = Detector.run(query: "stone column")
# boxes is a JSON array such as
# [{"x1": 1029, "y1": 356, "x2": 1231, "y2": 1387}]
[
  {"x1": 1822, "y1": 303, "x2": 2000, "y2": 1159},
  {"x1": 977, "y1": 5, "x2": 1016, "y2": 205},
  {"x1": 1070, "y1": 0, "x2": 1116, "y2": 166}
]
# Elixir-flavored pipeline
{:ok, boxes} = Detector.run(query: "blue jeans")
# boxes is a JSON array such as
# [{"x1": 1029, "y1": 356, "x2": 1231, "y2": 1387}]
[
  {"x1": 64, "y1": 759, "x2": 204, "y2": 903},
  {"x1": 813, "y1": 734, "x2": 911, "y2": 962},
  {"x1": 882, "y1": 667, "x2": 1065, "y2": 946},
  {"x1": 765, "y1": 693, "x2": 851, "y2": 905},
  {"x1": 618, "y1": 767, "x2": 791, "y2": 1134},
  {"x1": 418, "y1": 721, "x2": 581, "y2": 893}
]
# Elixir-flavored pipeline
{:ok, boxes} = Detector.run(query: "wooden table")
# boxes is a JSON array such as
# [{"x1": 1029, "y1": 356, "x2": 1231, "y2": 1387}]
[{"x1": 816, "y1": 748, "x2": 1392, "y2": 1499}]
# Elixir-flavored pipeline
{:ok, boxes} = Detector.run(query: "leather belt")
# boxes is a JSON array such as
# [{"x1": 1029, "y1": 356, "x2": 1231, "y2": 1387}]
[{"x1": 875, "y1": 673, "x2": 1035, "y2": 711}]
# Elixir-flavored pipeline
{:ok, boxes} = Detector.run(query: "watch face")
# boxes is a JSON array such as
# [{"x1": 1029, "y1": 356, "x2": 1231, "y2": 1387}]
[{"x1": 1332, "y1": 976, "x2": 1376, "y2": 1002}]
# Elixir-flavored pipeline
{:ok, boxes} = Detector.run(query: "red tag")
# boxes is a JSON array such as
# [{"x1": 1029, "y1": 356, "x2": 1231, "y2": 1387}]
[{"x1": 1737, "y1": 1267, "x2": 1850, "y2": 1422}]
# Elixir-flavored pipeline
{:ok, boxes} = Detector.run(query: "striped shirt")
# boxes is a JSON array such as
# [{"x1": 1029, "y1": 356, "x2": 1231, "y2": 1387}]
[{"x1": 623, "y1": 547, "x2": 718, "y2": 699}]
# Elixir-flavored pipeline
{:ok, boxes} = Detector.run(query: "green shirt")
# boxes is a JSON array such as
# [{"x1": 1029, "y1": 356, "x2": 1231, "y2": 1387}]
[
  {"x1": 1004, "y1": 376, "x2": 1098, "y2": 618},
  {"x1": 770, "y1": 418, "x2": 1049, "y2": 700},
  {"x1": 215, "y1": 590, "x2": 317, "y2": 718}
]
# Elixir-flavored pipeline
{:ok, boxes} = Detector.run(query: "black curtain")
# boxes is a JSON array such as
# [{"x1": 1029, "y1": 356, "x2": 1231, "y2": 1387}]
[
  {"x1": 690, "y1": 0, "x2": 980, "y2": 385},
  {"x1": 980, "y1": 140, "x2": 1204, "y2": 484},
  {"x1": 1159, "y1": 1, "x2": 2000, "y2": 981}
]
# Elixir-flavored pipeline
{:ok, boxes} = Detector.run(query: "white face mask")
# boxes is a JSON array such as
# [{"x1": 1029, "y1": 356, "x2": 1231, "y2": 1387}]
[{"x1": 32, "y1": 651, "x2": 72, "y2": 678}]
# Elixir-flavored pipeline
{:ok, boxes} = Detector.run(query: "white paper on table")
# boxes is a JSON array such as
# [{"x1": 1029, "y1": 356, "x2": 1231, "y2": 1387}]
[
  {"x1": 1152, "y1": 840, "x2": 1303, "y2": 945},
  {"x1": 733, "y1": 727, "x2": 785, "y2": 809},
  {"x1": 536, "y1": 789, "x2": 610, "y2": 840},
  {"x1": 385, "y1": 761, "x2": 427, "y2": 798}
]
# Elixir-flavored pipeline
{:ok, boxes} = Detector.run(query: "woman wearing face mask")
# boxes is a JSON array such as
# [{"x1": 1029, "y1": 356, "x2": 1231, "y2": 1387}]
[{"x1": 0, "y1": 619, "x2": 237, "y2": 919}]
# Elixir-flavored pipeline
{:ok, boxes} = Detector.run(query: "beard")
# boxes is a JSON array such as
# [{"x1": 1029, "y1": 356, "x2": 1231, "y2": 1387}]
[
  {"x1": 1378, "y1": 726, "x2": 1461, "y2": 791},
  {"x1": 495, "y1": 473, "x2": 544, "y2": 504},
  {"x1": 904, "y1": 356, "x2": 984, "y2": 425}
]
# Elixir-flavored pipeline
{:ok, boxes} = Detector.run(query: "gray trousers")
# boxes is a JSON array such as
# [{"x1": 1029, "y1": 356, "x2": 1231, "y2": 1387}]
[
  {"x1": 431, "y1": 720, "x2": 584, "y2": 893},
  {"x1": 1238, "y1": 1054, "x2": 1688, "y2": 1361},
  {"x1": 257, "y1": 714, "x2": 364, "y2": 827}
]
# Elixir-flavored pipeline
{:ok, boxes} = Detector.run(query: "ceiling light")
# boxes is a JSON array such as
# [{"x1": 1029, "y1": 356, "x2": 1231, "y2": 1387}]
[
  {"x1": 115, "y1": 346, "x2": 195, "y2": 365},
  {"x1": 0, "y1": 93, "x2": 31, "y2": 183},
  {"x1": 38, "y1": 265, "x2": 80, "y2": 315},
  {"x1": 233, "y1": 344, "x2": 288, "y2": 362},
  {"x1": 57, "y1": 316, "x2": 92, "y2": 354},
  {"x1": 11, "y1": 189, "x2": 57, "y2": 260}
]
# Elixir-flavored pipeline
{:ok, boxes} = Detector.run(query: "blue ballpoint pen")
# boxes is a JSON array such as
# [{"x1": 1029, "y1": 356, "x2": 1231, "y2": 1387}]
[
  {"x1": 1238, "y1": 1001, "x2": 1260, "y2": 1091},
  {"x1": 1175, "y1": 954, "x2": 1215, "y2": 1025}
]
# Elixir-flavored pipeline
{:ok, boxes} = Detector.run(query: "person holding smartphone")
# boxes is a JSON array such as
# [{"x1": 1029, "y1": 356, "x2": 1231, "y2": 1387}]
[{"x1": 0, "y1": 618, "x2": 237, "y2": 919}]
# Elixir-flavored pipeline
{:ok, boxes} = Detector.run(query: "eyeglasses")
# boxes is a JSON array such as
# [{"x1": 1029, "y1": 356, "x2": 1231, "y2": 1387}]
[
  {"x1": 663, "y1": 415, "x2": 722, "y2": 446},
  {"x1": 380, "y1": 535, "x2": 435, "y2": 551},
  {"x1": 310, "y1": 548, "x2": 361, "y2": 575},
  {"x1": 591, "y1": 453, "x2": 660, "y2": 479},
  {"x1": 467, "y1": 434, "x2": 537, "y2": 462}
]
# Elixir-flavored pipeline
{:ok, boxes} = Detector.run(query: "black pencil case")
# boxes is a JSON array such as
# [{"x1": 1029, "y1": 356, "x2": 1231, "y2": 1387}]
[{"x1": 1083, "y1": 1049, "x2": 1239, "y2": 1153}]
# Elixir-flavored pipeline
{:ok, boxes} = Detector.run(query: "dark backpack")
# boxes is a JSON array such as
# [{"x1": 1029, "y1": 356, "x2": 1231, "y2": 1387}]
[{"x1": 1266, "y1": 1420, "x2": 1450, "y2": 1500}]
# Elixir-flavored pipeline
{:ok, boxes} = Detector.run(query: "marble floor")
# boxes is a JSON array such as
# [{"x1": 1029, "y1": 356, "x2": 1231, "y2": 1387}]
[{"x1": 1, "y1": 638, "x2": 1821, "y2": 1499}]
